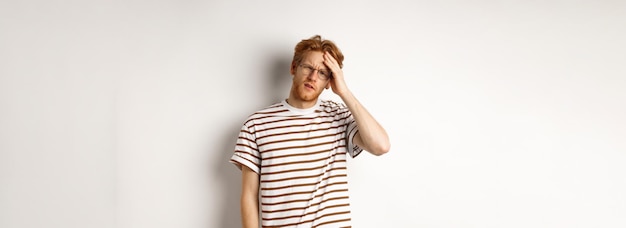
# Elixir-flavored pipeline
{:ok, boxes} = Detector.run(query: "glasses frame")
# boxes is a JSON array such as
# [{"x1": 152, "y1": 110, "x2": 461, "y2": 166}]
[{"x1": 298, "y1": 63, "x2": 332, "y2": 80}]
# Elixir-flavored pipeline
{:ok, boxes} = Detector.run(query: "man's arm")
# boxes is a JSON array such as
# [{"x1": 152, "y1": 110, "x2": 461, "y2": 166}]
[
  {"x1": 339, "y1": 92, "x2": 390, "y2": 155},
  {"x1": 241, "y1": 166, "x2": 260, "y2": 228},
  {"x1": 323, "y1": 52, "x2": 390, "y2": 155}
]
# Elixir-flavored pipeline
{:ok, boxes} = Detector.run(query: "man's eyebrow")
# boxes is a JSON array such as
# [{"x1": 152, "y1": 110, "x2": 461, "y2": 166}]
[{"x1": 303, "y1": 62, "x2": 329, "y2": 70}]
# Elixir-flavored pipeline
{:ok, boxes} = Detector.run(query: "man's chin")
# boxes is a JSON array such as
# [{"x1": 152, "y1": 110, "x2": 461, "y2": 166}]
[{"x1": 298, "y1": 91, "x2": 320, "y2": 102}]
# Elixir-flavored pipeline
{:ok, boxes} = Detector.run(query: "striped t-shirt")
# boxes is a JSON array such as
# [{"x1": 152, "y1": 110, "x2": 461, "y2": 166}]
[{"x1": 230, "y1": 99, "x2": 362, "y2": 228}]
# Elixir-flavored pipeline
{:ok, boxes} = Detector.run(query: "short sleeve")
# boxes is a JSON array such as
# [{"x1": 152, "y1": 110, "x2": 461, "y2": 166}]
[
  {"x1": 345, "y1": 112, "x2": 363, "y2": 158},
  {"x1": 229, "y1": 122, "x2": 261, "y2": 174}
]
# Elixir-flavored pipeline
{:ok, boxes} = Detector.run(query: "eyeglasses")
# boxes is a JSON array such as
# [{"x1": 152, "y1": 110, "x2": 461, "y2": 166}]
[{"x1": 299, "y1": 64, "x2": 332, "y2": 80}]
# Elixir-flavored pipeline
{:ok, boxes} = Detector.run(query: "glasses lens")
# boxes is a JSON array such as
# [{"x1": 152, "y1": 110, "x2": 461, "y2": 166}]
[
  {"x1": 319, "y1": 71, "x2": 329, "y2": 79},
  {"x1": 300, "y1": 64, "x2": 331, "y2": 80},
  {"x1": 301, "y1": 64, "x2": 311, "y2": 74}
]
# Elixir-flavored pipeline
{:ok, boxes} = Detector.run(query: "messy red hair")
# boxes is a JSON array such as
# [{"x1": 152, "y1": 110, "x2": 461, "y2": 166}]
[{"x1": 291, "y1": 35, "x2": 344, "y2": 72}]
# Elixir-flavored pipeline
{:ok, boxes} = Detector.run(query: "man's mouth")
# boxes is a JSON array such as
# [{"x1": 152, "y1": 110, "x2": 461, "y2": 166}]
[{"x1": 304, "y1": 83, "x2": 315, "y2": 90}]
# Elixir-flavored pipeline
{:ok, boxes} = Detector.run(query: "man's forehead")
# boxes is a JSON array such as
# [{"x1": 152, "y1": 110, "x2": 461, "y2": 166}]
[{"x1": 301, "y1": 51, "x2": 326, "y2": 66}]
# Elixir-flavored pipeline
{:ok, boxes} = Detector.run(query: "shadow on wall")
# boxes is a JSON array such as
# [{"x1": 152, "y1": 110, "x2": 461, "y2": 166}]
[
  {"x1": 214, "y1": 124, "x2": 243, "y2": 228},
  {"x1": 213, "y1": 53, "x2": 292, "y2": 228},
  {"x1": 267, "y1": 54, "x2": 293, "y2": 104}
]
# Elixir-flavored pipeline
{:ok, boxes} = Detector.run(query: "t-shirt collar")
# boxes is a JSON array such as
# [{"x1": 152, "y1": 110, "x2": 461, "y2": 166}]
[{"x1": 282, "y1": 99, "x2": 321, "y2": 115}]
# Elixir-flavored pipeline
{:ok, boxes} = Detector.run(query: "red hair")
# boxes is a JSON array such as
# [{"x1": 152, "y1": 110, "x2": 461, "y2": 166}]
[{"x1": 292, "y1": 35, "x2": 344, "y2": 71}]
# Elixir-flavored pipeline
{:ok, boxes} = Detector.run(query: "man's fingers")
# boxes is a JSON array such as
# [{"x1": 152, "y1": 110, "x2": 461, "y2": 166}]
[
  {"x1": 324, "y1": 52, "x2": 339, "y2": 72},
  {"x1": 325, "y1": 52, "x2": 338, "y2": 65}
]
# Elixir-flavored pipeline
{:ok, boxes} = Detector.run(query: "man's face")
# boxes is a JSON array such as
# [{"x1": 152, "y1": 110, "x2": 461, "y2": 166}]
[{"x1": 290, "y1": 51, "x2": 331, "y2": 103}]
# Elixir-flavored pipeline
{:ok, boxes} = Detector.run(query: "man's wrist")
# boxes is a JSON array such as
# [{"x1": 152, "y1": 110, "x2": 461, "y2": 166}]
[{"x1": 338, "y1": 90, "x2": 355, "y2": 103}]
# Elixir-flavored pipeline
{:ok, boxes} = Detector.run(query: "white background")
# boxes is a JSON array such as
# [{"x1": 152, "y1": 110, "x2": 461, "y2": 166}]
[{"x1": 1, "y1": 0, "x2": 625, "y2": 227}]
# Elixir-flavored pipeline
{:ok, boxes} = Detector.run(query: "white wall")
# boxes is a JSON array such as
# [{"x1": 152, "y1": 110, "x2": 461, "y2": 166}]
[{"x1": 1, "y1": 0, "x2": 625, "y2": 227}]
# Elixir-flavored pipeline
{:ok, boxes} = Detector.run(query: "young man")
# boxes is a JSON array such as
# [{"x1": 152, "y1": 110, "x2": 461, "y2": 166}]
[{"x1": 230, "y1": 35, "x2": 390, "y2": 228}]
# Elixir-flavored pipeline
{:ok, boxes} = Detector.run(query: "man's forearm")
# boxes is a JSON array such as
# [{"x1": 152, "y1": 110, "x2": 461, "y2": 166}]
[
  {"x1": 241, "y1": 194, "x2": 259, "y2": 228},
  {"x1": 339, "y1": 91, "x2": 390, "y2": 155},
  {"x1": 241, "y1": 166, "x2": 260, "y2": 228}
]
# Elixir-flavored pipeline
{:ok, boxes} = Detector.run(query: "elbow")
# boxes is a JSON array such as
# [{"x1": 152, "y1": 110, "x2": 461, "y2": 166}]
[{"x1": 370, "y1": 142, "x2": 390, "y2": 156}]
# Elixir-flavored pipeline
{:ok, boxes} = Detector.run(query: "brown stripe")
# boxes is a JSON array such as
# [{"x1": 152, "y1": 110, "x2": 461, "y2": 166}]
[
  {"x1": 321, "y1": 108, "x2": 350, "y2": 116},
  {"x1": 264, "y1": 210, "x2": 350, "y2": 227},
  {"x1": 261, "y1": 196, "x2": 349, "y2": 214},
  {"x1": 244, "y1": 109, "x2": 289, "y2": 126},
  {"x1": 261, "y1": 181, "x2": 348, "y2": 198},
  {"x1": 261, "y1": 138, "x2": 344, "y2": 154},
  {"x1": 239, "y1": 128, "x2": 253, "y2": 135},
  {"x1": 257, "y1": 125, "x2": 344, "y2": 140},
  {"x1": 235, "y1": 143, "x2": 258, "y2": 152},
  {"x1": 237, "y1": 136, "x2": 255, "y2": 145},
  {"x1": 258, "y1": 131, "x2": 343, "y2": 147},
  {"x1": 261, "y1": 189, "x2": 316, "y2": 199},
  {"x1": 249, "y1": 109, "x2": 351, "y2": 129},
  {"x1": 252, "y1": 112, "x2": 350, "y2": 130},
  {"x1": 252, "y1": 116, "x2": 319, "y2": 128},
  {"x1": 234, "y1": 149, "x2": 260, "y2": 160},
  {"x1": 254, "y1": 108, "x2": 290, "y2": 115},
  {"x1": 263, "y1": 203, "x2": 350, "y2": 221},
  {"x1": 264, "y1": 145, "x2": 344, "y2": 160},
  {"x1": 261, "y1": 166, "x2": 346, "y2": 183},
  {"x1": 260, "y1": 189, "x2": 348, "y2": 206},
  {"x1": 313, "y1": 217, "x2": 351, "y2": 228},
  {"x1": 261, "y1": 174, "x2": 347, "y2": 191},
  {"x1": 252, "y1": 116, "x2": 350, "y2": 135},
  {"x1": 262, "y1": 152, "x2": 346, "y2": 168},
  {"x1": 261, "y1": 159, "x2": 346, "y2": 175}
]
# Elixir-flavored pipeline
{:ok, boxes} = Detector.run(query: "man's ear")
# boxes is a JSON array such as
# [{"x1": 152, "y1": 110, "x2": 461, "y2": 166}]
[
  {"x1": 290, "y1": 61, "x2": 297, "y2": 76},
  {"x1": 325, "y1": 83, "x2": 331, "y2": 90}
]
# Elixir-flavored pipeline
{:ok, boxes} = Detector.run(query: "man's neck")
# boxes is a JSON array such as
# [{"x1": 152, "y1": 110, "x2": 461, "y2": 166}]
[{"x1": 286, "y1": 97, "x2": 318, "y2": 109}]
